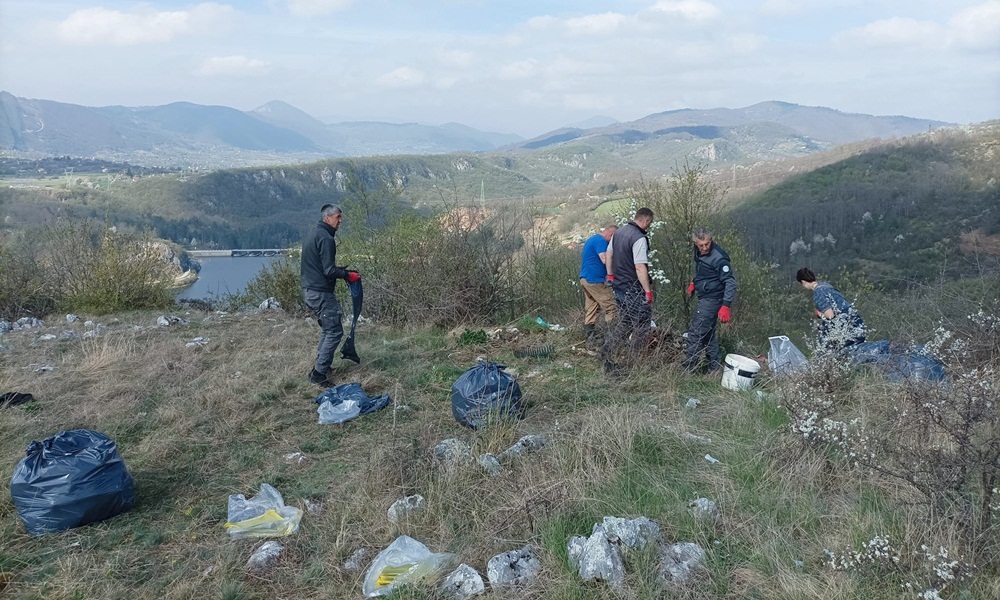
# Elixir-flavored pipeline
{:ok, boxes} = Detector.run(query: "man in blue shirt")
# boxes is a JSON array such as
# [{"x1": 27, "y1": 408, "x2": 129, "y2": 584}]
[{"x1": 578, "y1": 224, "x2": 617, "y2": 347}]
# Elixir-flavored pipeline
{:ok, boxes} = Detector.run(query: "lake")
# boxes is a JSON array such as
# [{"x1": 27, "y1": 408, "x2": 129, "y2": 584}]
[{"x1": 175, "y1": 256, "x2": 280, "y2": 301}]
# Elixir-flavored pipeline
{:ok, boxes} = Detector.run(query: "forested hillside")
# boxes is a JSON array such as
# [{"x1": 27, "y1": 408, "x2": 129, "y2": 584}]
[{"x1": 731, "y1": 124, "x2": 1000, "y2": 286}]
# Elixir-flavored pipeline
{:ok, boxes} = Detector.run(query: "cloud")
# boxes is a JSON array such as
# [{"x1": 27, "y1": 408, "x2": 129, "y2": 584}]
[
  {"x1": 286, "y1": 0, "x2": 355, "y2": 18},
  {"x1": 564, "y1": 12, "x2": 628, "y2": 36},
  {"x1": 834, "y1": 17, "x2": 945, "y2": 49},
  {"x1": 54, "y1": 3, "x2": 235, "y2": 46},
  {"x1": 949, "y1": 1, "x2": 1000, "y2": 49},
  {"x1": 499, "y1": 59, "x2": 540, "y2": 80},
  {"x1": 649, "y1": 0, "x2": 722, "y2": 22},
  {"x1": 376, "y1": 66, "x2": 426, "y2": 88},
  {"x1": 438, "y1": 49, "x2": 476, "y2": 68},
  {"x1": 195, "y1": 55, "x2": 271, "y2": 77}
]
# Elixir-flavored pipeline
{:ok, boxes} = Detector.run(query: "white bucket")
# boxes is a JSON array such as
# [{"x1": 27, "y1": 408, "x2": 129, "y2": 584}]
[{"x1": 721, "y1": 354, "x2": 760, "y2": 390}]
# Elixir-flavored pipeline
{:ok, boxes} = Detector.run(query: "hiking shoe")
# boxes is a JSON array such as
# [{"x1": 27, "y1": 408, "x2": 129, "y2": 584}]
[
  {"x1": 308, "y1": 368, "x2": 331, "y2": 386},
  {"x1": 603, "y1": 360, "x2": 626, "y2": 378}
]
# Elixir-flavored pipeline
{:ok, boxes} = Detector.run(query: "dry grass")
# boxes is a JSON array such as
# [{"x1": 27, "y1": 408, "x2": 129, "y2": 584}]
[{"x1": 0, "y1": 308, "x2": 996, "y2": 599}]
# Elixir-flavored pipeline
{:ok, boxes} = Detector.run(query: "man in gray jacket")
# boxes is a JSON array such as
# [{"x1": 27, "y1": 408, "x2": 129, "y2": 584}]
[
  {"x1": 683, "y1": 228, "x2": 735, "y2": 374},
  {"x1": 300, "y1": 204, "x2": 360, "y2": 385}
]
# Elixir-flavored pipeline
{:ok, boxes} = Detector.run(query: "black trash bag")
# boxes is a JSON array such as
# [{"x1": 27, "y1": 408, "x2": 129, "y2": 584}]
[
  {"x1": 451, "y1": 361, "x2": 524, "y2": 429},
  {"x1": 314, "y1": 382, "x2": 392, "y2": 415},
  {"x1": 10, "y1": 429, "x2": 136, "y2": 536}
]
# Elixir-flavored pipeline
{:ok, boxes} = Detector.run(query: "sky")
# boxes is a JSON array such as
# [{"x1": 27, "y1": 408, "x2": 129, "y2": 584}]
[{"x1": 1, "y1": 0, "x2": 998, "y2": 138}]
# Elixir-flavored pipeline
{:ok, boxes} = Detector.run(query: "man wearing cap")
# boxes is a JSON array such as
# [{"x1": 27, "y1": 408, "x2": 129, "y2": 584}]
[
  {"x1": 578, "y1": 224, "x2": 618, "y2": 347},
  {"x1": 683, "y1": 227, "x2": 736, "y2": 374},
  {"x1": 300, "y1": 204, "x2": 361, "y2": 386}
]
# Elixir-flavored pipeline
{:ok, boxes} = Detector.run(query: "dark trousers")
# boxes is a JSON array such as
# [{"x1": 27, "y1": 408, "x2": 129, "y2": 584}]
[
  {"x1": 601, "y1": 285, "x2": 652, "y2": 364},
  {"x1": 684, "y1": 297, "x2": 723, "y2": 371},
  {"x1": 303, "y1": 288, "x2": 344, "y2": 374}
]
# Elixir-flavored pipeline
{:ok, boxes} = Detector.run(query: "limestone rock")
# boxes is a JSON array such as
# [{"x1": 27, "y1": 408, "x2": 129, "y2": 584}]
[
  {"x1": 658, "y1": 542, "x2": 707, "y2": 588},
  {"x1": 387, "y1": 494, "x2": 426, "y2": 522},
  {"x1": 689, "y1": 497, "x2": 720, "y2": 521},
  {"x1": 599, "y1": 516, "x2": 661, "y2": 549},
  {"x1": 575, "y1": 527, "x2": 625, "y2": 588},
  {"x1": 478, "y1": 453, "x2": 501, "y2": 476},
  {"x1": 486, "y1": 545, "x2": 541, "y2": 589},
  {"x1": 433, "y1": 439, "x2": 474, "y2": 470},
  {"x1": 497, "y1": 434, "x2": 548, "y2": 462},
  {"x1": 246, "y1": 540, "x2": 284, "y2": 572},
  {"x1": 440, "y1": 563, "x2": 485, "y2": 599}
]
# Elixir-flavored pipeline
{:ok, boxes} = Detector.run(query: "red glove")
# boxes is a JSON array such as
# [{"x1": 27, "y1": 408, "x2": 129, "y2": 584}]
[
  {"x1": 718, "y1": 306, "x2": 731, "y2": 323},
  {"x1": 606, "y1": 274, "x2": 614, "y2": 282},
  {"x1": 687, "y1": 281, "x2": 695, "y2": 296},
  {"x1": 645, "y1": 291, "x2": 653, "y2": 305},
  {"x1": 814, "y1": 309, "x2": 822, "y2": 319},
  {"x1": 346, "y1": 271, "x2": 361, "y2": 283}
]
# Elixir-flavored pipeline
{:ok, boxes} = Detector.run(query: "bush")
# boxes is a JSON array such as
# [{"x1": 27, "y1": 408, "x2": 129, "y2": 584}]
[
  {"x1": 222, "y1": 253, "x2": 308, "y2": 316},
  {"x1": 40, "y1": 221, "x2": 175, "y2": 315},
  {"x1": 0, "y1": 232, "x2": 55, "y2": 320}
]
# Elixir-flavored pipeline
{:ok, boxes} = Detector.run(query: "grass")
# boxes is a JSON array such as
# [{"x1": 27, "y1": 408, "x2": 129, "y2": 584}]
[{"x1": 0, "y1": 307, "x2": 996, "y2": 599}]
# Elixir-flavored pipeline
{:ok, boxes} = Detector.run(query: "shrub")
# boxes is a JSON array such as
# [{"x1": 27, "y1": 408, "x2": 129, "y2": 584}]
[
  {"x1": 0, "y1": 232, "x2": 55, "y2": 320},
  {"x1": 222, "y1": 252, "x2": 308, "y2": 316}
]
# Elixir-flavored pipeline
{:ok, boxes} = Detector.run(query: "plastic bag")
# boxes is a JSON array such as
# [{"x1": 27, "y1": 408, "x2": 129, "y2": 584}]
[
  {"x1": 451, "y1": 361, "x2": 523, "y2": 429},
  {"x1": 10, "y1": 429, "x2": 135, "y2": 536},
  {"x1": 224, "y1": 483, "x2": 302, "y2": 539},
  {"x1": 318, "y1": 398, "x2": 361, "y2": 424},
  {"x1": 767, "y1": 335, "x2": 807, "y2": 376},
  {"x1": 314, "y1": 383, "x2": 391, "y2": 425},
  {"x1": 363, "y1": 535, "x2": 455, "y2": 597}
]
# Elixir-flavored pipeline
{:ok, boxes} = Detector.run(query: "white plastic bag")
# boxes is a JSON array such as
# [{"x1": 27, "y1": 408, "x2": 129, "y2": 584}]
[
  {"x1": 768, "y1": 335, "x2": 807, "y2": 376},
  {"x1": 318, "y1": 399, "x2": 361, "y2": 424},
  {"x1": 363, "y1": 535, "x2": 455, "y2": 597},
  {"x1": 224, "y1": 483, "x2": 303, "y2": 539}
]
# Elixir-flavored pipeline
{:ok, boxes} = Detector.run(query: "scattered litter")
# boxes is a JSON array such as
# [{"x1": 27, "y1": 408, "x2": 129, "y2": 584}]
[
  {"x1": 514, "y1": 344, "x2": 554, "y2": 358},
  {"x1": 1, "y1": 392, "x2": 34, "y2": 408},
  {"x1": 535, "y1": 317, "x2": 548, "y2": 328},
  {"x1": 685, "y1": 398, "x2": 700, "y2": 409},
  {"x1": 224, "y1": 483, "x2": 302, "y2": 539},
  {"x1": 84, "y1": 320, "x2": 97, "y2": 328},
  {"x1": 201, "y1": 566, "x2": 215, "y2": 577},
  {"x1": 33, "y1": 365, "x2": 56, "y2": 373},
  {"x1": 704, "y1": 454, "x2": 720, "y2": 464},
  {"x1": 156, "y1": 315, "x2": 189, "y2": 326},
  {"x1": 283, "y1": 452, "x2": 307, "y2": 465},
  {"x1": 185, "y1": 337, "x2": 210, "y2": 347},
  {"x1": 318, "y1": 399, "x2": 361, "y2": 424},
  {"x1": 37, "y1": 334, "x2": 57, "y2": 341},
  {"x1": 258, "y1": 297, "x2": 282, "y2": 311},
  {"x1": 304, "y1": 500, "x2": 325, "y2": 515},
  {"x1": 547, "y1": 323, "x2": 565, "y2": 332},
  {"x1": 66, "y1": 314, "x2": 78, "y2": 323},
  {"x1": 11, "y1": 429, "x2": 135, "y2": 536},
  {"x1": 363, "y1": 535, "x2": 455, "y2": 597}
]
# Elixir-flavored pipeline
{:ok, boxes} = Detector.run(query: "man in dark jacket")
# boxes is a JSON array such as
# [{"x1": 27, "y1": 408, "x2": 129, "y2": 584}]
[
  {"x1": 601, "y1": 207, "x2": 655, "y2": 374},
  {"x1": 301, "y1": 204, "x2": 360, "y2": 385},
  {"x1": 683, "y1": 228, "x2": 736, "y2": 373}
]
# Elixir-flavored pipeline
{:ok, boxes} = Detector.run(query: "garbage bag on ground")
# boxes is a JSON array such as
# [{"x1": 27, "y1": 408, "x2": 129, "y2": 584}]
[
  {"x1": 847, "y1": 340, "x2": 948, "y2": 383},
  {"x1": 314, "y1": 383, "x2": 392, "y2": 425},
  {"x1": 451, "y1": 361, "x2": 524, "y2": 429},
  {"x1": 363, "y1": 535, "x2": 455, "y2": 597},
  {"x1": 318, "y1": 398, "x2": 361, "y2": 424},
  {"x1": 224, "y1": 483, "x2": 302, "y2": 539},
  {"x1": 10, "y1": 429, "x2": 136, "y2": 536},
  {"x1": 767, "y1": 335, "x2": 807, "y2": 376}
]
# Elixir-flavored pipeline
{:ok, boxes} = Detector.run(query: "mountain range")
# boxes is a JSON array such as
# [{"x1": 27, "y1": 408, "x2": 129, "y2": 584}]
[{"x1": 0, "y1": 91, "x2": 953, "y2": 170}]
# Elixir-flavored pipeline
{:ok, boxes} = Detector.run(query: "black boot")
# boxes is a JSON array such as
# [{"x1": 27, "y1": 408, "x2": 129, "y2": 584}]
[
  {"x1": 309, "y1": 368, "x2": 331, "y2": 386},
  {"x1": 583, "y1": 323, "x2": 597, "y2": 348}
]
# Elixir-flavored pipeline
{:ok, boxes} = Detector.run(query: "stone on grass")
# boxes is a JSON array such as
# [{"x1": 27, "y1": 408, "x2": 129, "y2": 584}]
[
  {"x1": 440, "y1": 563, "x2": 485, "y2": 599},
  {"x1": 478, "y1": 453, "x2": 501, "y2": 476},
  {"x1": 246, "y1": 540, "x2": 284, "y2": 572},
  {"x1": 486, "y1": 545, "x2": 541, "y2": 589},
  {"x1": 657, "y1": 542, "x2": 707, "y2": 588},
  {"x1": 343, "y1": 547, "x2": 369, "y2": 572},
  {"x1": 574, "y1": 527, "x2": 625, "y2": 589},
  {"x1": 599, "y1": 516, "x2": 661, "y2": 549},
  {"x1": 66, "y1": 314, "x2": 78, "y2": 323},
  {"x1": 497, "y1": 435, "x2": 548, "y2": 462},
  {"x1": 387, "y1": 494, "x2": 426, "y2": 522},
  {"x1": 689, "y1": 497, "x2": 720, "y2": 521},
  {"x1": 433, "y1": 439, "x2": 474, "y2": 470},
  {"x1": 259, "y1": 297, "x2": 282, "y2": 311}
]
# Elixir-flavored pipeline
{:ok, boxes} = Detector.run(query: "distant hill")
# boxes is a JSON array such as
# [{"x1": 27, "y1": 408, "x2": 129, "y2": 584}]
[
  {"x1": 0, "y1": 93, "x2": 523, "y2": 166},
  {"x1": 516, "y1": 101, "x2": 952, "y2": 169},
  {"x1": 730, "y1": 123, "x2": 1000, "y2": 285}
]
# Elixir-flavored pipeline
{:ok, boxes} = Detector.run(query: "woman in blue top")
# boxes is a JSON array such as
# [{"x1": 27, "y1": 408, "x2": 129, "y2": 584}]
[{"x1": 796, "y1": 267, "x2": 866, "y2": 350}]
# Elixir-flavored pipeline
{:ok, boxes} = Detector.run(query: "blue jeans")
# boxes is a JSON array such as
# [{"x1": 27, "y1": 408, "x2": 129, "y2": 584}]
[{"x1": 303, "y1": 288, "x2": 344, "y2": 374}]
